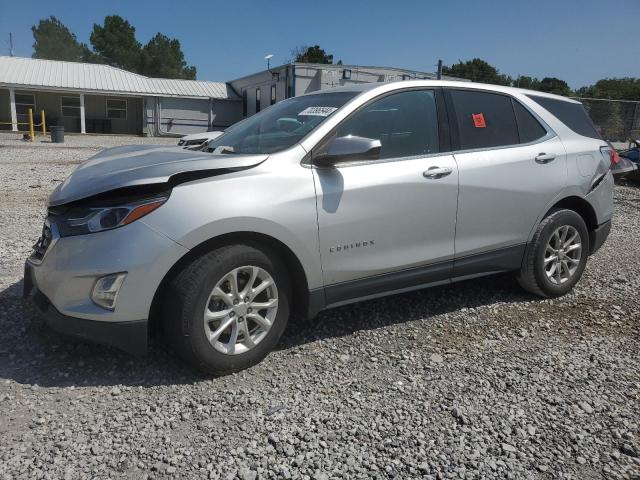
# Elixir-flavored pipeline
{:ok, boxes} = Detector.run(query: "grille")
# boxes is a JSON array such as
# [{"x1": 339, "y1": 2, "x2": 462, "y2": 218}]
[{"x1": 31, "y1": 221, "x2": 53, "y2": 261}]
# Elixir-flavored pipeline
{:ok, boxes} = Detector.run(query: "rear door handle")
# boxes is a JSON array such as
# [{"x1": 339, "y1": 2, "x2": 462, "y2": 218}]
[
  {"x1": 535, "y1": 152, "x2": 556, "y2": 164},
  {"x1": 423, "y1": 166, "x2": 453, "y2": 179}
]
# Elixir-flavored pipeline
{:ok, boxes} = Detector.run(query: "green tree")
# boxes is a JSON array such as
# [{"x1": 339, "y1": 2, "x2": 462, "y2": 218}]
[
  {"x1": 31, "y1": 16, "x2": 90, "y2": 62},
  {"x1": 441, "y1": 58, "x2": 512, "y2": 86},
  {"x1": 536, "y1": 77, "x2": 572, "y2": 96},
  {"x1": 139, "y1": 33, "x2": 196, "y2": 79},
  {"x1": 577, "y1": 78, "x2": 640, "y2": 101},
  {"x1": 514, "y1": 75, "x2": 540, "y2": 90},
  {"x1": 89, "y1": 15, "x2": 141, "y2": 71},
  {"x1": 292, "y1": 45, "x2": 334, "y2": 64}
]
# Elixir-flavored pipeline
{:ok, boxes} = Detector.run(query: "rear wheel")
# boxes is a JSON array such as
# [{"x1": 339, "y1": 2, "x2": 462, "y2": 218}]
[
  {"x1": 518, "y1": 209, "x2": 589, "y2": 298},
  {"x1": 163, "y1": 244, "x2": 290, "y2": 375}
]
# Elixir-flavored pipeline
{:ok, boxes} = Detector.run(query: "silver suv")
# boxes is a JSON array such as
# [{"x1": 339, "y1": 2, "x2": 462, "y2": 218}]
[{"x1": 25, "y1": 81, "x2": 614, "y2": 374}]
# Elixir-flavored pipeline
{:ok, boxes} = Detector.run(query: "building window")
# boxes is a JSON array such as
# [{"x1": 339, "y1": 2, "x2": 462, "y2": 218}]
[
  {"x1": 256, "y1": 88, "x2": 261, "y2": 113},
  {"x1": 106, "y1": 98, "x2": 127, "y2": 119},
  {"x1": 342, "y1": 69, "x2": 352, "y2": 80},
  {"x1": 402, "y1": 74, "x2": 411, "y2": 80},
  {"x1": 270, "y1": 85, "x2": 277, "y2": 105},
  {"x1": 61, "y1": 96, "x2": 81, "y2": 117},
  {"x1": 242, "y1": 90, "x2": 248, "y2": 117},
  {"x1": 15, "y1": 93, "x2": 36, "y2": 116}
]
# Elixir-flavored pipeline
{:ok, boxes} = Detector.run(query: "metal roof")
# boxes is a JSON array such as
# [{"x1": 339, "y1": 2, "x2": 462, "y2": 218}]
[
  {"x1": 230, "y1": 62, "x2": 466, "y2": 83},
  {"x1": 0, "y1": 56, "x2": 236, "y2": 100}
]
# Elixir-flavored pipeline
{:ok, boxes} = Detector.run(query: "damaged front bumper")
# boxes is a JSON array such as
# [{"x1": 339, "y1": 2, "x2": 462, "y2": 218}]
[{"x1": 23, "y1": 217, "x2": 189, "y2": 354}]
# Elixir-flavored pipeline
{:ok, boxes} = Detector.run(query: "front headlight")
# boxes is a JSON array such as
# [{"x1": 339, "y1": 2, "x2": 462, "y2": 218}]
[{"x1": 55, "y1": 195, "x2": 168, "y2": 237}]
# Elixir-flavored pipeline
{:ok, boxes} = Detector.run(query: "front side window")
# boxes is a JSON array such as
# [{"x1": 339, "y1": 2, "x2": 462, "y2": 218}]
[
  {"x1": 106, "y1": 98, "x2": 127, "y2": 119},
  {"x1": 61, "y1": 96, "x2": 81, "y2": 118},
  {"x1": 335, "y1": 89, "x2": 439, "y2": 159},
  {"x1": 449, "y1": 90, "x2": 519, "y2": 150},
  {"x1": 207, "y1": 91, "x2": 358, "y2": 155}
]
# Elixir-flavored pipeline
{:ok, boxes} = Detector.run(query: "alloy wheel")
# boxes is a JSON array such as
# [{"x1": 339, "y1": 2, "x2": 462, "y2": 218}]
[
  {"x1": 544, "y1": 225, "x2": 582, "y2": 285},
  {"x1": 203, "y1": 266, "x2": 278, "y2": 355}
]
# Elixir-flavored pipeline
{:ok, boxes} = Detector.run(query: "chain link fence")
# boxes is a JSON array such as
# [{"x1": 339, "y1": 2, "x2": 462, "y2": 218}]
[{"x1": 573, "y1": 97, "x2": 640, "y2": 143}]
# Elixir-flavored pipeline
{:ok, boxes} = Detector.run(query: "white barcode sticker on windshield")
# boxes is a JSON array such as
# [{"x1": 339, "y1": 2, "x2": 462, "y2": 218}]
[{"x1": 298, "y1": 106, "x2": 338, "y2": 117}]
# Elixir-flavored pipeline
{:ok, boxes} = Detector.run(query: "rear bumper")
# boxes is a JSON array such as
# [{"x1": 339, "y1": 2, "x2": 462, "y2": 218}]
[
  {"x1": 589, "y1": 220, "x2": 611, "y2": 255},
  {"x1": 30, "y1": 285, "x2": 148, "y2": 355}
]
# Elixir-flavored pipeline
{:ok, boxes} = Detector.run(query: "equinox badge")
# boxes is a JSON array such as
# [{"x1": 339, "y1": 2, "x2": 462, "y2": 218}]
[{"x1": 329, "y1": 240, "x2": 375, "y2": 253}]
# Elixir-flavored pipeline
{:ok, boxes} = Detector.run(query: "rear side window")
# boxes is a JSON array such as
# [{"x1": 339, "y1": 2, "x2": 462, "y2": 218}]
[
  {"x1": 337, "y1": 89, "x2": 439, "y2": 159},
  {"x1": 513, "y1": 100, "x2": 547, "y2": 143},
  {"x1": 527, "y1": 95, "x2": 601, "y2": 139},
  {"x1": 449, "y1": 90, "x2": 519, "y2": 150}
]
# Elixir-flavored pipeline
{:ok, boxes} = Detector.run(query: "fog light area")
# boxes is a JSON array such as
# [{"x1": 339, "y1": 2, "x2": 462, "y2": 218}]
[{"x1": 91, "y1": 273, "x2": 127, "y2": 310}]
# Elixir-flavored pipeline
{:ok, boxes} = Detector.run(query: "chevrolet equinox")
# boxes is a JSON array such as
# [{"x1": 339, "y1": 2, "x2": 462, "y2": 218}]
[{"x1": 24, "y1": 81, "x2": 614, "y2": 374}]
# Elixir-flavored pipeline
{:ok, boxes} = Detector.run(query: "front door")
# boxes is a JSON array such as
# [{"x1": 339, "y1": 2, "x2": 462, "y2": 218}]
[{"x1": 312, "y1": 89, "x2": 459, "y2": 305}]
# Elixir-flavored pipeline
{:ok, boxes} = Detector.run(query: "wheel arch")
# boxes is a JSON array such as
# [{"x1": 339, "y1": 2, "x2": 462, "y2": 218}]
[
  {"x1": 545, "y1": 196, "x2": 598, "y2": 231},
  {"x1": 148, "y1": 231, "x2": 314, "y2": 337}
]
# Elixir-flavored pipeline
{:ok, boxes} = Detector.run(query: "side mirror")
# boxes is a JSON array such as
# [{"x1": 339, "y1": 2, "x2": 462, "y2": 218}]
[{"x1": 313, "y1": 135, "x2": 382, "y2": 168}]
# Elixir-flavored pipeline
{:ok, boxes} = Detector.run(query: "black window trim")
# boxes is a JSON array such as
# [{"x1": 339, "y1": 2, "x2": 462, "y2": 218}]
[
  {"x1": 443, "y1": 87, "x2": 555, "y2": 155},
  {"x1": 309, "y1": 87, "x2": 452, "y2": 168}
]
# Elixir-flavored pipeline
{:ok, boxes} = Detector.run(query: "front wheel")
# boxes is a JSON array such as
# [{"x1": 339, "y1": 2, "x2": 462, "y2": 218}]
[
  {"x1": 163, "y1": 244, "x2": 290, "y2": 375},
  {"x1": 518, "y1": 209, "x2": 590, "y2": 298}
]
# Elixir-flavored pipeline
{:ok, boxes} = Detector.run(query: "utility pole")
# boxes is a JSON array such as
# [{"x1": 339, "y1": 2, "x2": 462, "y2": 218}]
[
  {"x1": 437, "y1": 59, "x2": 442, "y2": 80},
  {"x1": 9, "y1": 32, "x2": 14, "y2": 56}
]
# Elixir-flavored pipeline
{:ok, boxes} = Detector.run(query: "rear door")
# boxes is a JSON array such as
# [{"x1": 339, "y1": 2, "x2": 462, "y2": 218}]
[
  {"x1": 446, "y1": 89, "x2": 567, "y2": 276},
  {"x1": 312, "y1": 88, "x2": 459, "y2": 304}
]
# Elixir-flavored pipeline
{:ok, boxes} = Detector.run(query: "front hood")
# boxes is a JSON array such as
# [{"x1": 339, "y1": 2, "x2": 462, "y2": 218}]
[{"x1": 49, "y1": 144, "x2": 267, "y2": 206}]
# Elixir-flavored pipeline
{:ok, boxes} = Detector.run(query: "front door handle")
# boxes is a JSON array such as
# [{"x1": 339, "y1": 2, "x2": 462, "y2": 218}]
[
  {"x1": 423, "y1": 166, "x2": 453, "y2": 179},
  {"x1": 535, "y1": 152, "x2": 556, "y2": 164}
]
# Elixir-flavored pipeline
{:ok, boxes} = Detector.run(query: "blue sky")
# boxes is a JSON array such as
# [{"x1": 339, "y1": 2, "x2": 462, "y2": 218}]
[{"x1": 1, "y1": 0, "x2": 638, "y2": 88}]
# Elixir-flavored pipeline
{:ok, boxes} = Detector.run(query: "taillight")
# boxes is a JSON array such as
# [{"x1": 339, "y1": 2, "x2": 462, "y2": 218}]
[{"x1": 600, "y1": 145, "x2": 620, "y2": 168}]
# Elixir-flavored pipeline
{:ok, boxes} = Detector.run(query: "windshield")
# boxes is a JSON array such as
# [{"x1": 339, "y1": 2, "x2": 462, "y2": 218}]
[{"x1": 207, "y1": 91, "x2": 359, "y2": 155}]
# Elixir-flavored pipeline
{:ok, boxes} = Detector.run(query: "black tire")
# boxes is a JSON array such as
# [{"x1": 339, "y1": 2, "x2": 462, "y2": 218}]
[
  {"x1": 518, "y1": 209, "x2": 590, "y2": 298},
  {"x1": 163, "y1": 244, "x2": 290, "y2": 375}
]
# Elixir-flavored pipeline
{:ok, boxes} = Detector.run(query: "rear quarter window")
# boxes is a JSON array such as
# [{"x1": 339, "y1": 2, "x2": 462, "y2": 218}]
[
  {"x1": 527, "y1": 95, "x2": 601, "y2": 140},
  {"x1": 513, "y1": 100, "x2": 547, "y2": 143}
]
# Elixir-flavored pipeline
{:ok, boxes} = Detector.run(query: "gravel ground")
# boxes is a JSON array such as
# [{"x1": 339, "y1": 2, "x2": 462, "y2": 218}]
[{"x1": 0, "y1": 136, "x2": 638, "y2": 480}]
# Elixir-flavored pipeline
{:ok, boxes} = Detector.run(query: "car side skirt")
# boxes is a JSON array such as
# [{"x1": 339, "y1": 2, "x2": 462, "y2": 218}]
[{"x1": 308, "y1": 244, "x2": 526, "y2": 316}]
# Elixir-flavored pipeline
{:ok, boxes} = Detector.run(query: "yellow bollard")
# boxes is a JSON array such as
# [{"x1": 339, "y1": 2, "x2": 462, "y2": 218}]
[
  {"x1": 41, "y1": 110, "x2": 46, "y2": 137},
  {"x1": 28, "y1": 108, "x2": 35, "y2": 141}
]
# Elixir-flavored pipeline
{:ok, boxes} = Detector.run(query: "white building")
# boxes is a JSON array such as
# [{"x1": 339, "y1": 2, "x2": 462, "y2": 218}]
[{"x1": 0, "y1": 56, "x2": 240, "y2": 136}]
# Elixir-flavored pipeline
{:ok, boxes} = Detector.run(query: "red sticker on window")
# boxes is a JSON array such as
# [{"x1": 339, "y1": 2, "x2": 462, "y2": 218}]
[{"x1": 472, "y1": 113, "x2": 486, "y2": 128}]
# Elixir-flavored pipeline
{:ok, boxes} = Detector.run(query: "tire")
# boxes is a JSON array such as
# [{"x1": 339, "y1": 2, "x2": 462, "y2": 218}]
[
  {"x1": 163, "y1": 244, "x2": 290, "y2": 375},
  {"x1": 518, "y1": 209, "x2": 590, "y2": 298}
]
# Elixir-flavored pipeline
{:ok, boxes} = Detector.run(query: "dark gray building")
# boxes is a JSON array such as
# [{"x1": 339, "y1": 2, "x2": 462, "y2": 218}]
[{"x1": 229, "y1": 62, "x2": 462, "y2": 118}]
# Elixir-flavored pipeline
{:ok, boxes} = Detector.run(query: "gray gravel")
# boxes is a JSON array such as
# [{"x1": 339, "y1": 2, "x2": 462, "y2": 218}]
[{"x1": 0, "y1": 135, "x2": 639, "y2": 479}]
